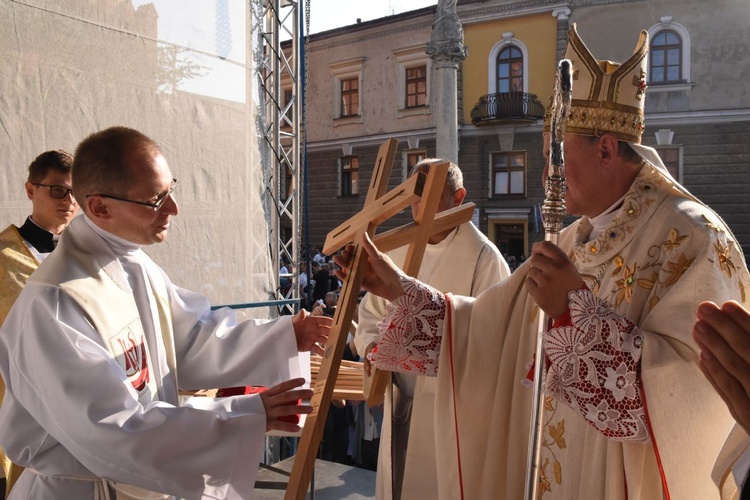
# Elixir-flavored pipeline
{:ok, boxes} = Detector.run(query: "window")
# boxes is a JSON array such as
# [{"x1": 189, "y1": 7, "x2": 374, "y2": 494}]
[
  {"x1": 329, "y1": 58, "x2": 364, "y2": 121},
  {"x1": 406, "y1": 151, "x2": 425, "y2": 170},
  {"x1": 394, "y1": 46, "x2": 431, "y2": 115},
  {"x1": 487, "y1": 36, "x2": 530, "y2": 94},
  {"x1": 655, "y1": 146, "x2": 681, "y2": 181},
  {"x1": 339, "y1": 156, "x2": 359, "y2": 197},
  {"x1": 650, "y1": 30, "x2": 682, "y2": 84},
  {"x1": 404, "y1": 150, "x2": 426, "y2": 180},
  {"x1": 340, "y1": 77, "x2": 359, "y2": 117},
  {"x1": 405, "y1": 65, "x2": 427, "y2": 108},
  {"x1": 647, "y1": 18, "x2": 692, "y2": 89},
  {"x1": 497, "y1": 46, "x2": 523, "y2": 93},
  {"x1": 491, "y1": 152, "x2": 526, "y2": 196}
]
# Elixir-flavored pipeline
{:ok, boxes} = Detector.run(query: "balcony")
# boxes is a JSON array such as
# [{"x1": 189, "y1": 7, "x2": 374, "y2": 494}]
[{"x1": 471, "y1": 92, "x2": 546, "y2": 125}]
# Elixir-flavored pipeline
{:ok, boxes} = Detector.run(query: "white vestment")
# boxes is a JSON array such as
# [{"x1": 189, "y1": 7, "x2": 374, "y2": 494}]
[
  {"x1": 355, "y1": 221, "x2": 509, "y2": 499},
  {"x1": 372, "y1": 165, "x2": 748, "y2": 499},
  {"x1": 0, "y1": 215, "x2": 301, "y2": 499}
]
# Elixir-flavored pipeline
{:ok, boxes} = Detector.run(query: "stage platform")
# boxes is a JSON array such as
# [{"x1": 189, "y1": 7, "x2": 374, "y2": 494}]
[{"x1": 254, "y1": 457, "x2": 375, "y2": 499}]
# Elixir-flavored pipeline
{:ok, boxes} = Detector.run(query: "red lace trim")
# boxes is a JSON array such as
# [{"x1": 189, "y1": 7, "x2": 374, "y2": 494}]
[{"x1": 544, "y1": 288, "x2": 650, "y2": 442}]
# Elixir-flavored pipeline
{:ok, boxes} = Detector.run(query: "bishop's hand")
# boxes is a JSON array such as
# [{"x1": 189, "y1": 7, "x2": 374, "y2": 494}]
[
  {"x1": 333, "y1": 232, "x2": 405, "y2": 302},
  {"x1": 525, "y1": 240, "x2": 584, "y2": 320}
]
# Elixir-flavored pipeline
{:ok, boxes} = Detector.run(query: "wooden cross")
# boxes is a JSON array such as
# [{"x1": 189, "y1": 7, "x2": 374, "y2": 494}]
[{"x1": 284, "y1": 138, "x2": 475, "y2": 499}]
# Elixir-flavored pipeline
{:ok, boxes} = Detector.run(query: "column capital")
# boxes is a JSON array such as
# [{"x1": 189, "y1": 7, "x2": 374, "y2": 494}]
[
  {"x1": 427, "y1": 0, "x2": 467, "y2": 64},
  {"x1": 552, "y1": 7, "x2": 571, "y2": 20},
  {"x1": 426, "y1": 39, "x2": 468, "y2": 65}
]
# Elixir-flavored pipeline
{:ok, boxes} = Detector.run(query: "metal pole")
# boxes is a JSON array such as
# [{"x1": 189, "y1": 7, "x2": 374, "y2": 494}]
[{"x1": 524, "y1": 59, "x2": 572, "y2": 500}]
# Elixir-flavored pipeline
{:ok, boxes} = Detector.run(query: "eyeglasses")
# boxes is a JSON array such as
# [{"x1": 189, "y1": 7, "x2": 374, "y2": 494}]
[
  {"x1": 87, "y1": 179, "x2": 178, "y2": 212},
  {"x1": 33, "y1": 183, "x2": 75, "y2": 200}
]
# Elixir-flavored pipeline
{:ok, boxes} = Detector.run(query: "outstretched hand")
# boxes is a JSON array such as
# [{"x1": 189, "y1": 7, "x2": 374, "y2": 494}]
[
  {"x1": 260, "y1": 378, "x2": 313, "y2": 433},
  {"x1": 525, "y1": 241, "x2": 584, "y2": 319},
  {"x1": 292, "y1": 310, "x2": 331, "y2": 356},
  {"x1": 332, "y1": 232, "x2": 404, "y2": 302},
  {"x1": 693, "y1": 300, "x2": 750, "y2": 435},
  {"x1": 361, "y1": 341, "x2": 376, "y2": 377}
]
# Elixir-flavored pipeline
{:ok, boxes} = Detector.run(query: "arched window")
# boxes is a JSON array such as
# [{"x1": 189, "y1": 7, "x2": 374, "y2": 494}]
[
  {"x1": 650, "y1": 30, "x2": 683, "y2": 84},
  {"x1": 496, "y1": 46, "x2": 523, "y2": 93}
]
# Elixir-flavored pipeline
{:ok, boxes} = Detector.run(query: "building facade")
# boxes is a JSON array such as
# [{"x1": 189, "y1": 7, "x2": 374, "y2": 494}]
[{"x1": 302, "y1": 0, "x2": 750, "y2": 262}]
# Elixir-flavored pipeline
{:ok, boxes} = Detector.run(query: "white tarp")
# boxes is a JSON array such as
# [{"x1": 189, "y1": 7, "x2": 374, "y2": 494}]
[{"x1": 0, "y1": 0, "x2": 275, "y2": 314}]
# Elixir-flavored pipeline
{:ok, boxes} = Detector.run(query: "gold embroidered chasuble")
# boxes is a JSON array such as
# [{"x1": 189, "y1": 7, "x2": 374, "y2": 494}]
[
  {"x1": 420, "y1": 165, "x2": 749, "y2": 499},
  {"x1": 0, "y1": 225, "x2": 36, "y2": 494},
  {"x1": 0, "y1": 225, "x2": 38, "y2": 324}
]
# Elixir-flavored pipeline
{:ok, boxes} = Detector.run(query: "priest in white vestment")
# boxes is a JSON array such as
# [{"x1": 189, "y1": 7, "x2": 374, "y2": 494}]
[
  {"x1": 335, "y1": 25, "x2": 748, "y2": 499},
  {"x1": 354, "y1": 159, "x2": 510, "y2": 499},
  {"x1": 0, "y1": 127, "x2": 330, "y2": 499}
]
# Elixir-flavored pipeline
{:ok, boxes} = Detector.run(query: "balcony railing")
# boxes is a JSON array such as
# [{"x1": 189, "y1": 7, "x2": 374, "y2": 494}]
[{"x1": 470, "y1": 92, "x2": 546, "y2": 125}]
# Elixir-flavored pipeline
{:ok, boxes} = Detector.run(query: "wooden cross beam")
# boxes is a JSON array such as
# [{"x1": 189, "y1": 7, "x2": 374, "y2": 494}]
[
  {"x1": 284, "y1": 138, "x2": 474, "y2": 499},
  {"x1": 364, "y1": 203, "x2": 476, "y2": 406},
  {"x1": 285, "y1": 138, "x2": 401, "y2": 499}
]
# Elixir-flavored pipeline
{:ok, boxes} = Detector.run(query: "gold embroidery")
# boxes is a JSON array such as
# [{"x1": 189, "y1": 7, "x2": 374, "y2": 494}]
[
  {"x1": 615, "y1": 262, "x2": 638, "y2": 306},
  {"x1": 662, "y1": 228, "x2": 688, "y2": 251},
  {"x1": 549, "y1": 420, "x2": 566, "y2": 449},
  {"x1": 554, "y1": 459, "x2": 563, "y2": 485},
  {"x1": 664, "y1": 253, "x2": 694, "y2": 287},
  {"x1": 612, "y1": 255, "x2": 624, "y2": 276},
  {"x1": 606, "y1": 227, "x2": 697, "y2": 312},
  {"x1": 702, "y1": 214, "x2": 726, "y2": 234},
  {"x1": 632, "y1": 69, "x2": 648, "y2": 100},
  {"x1": 648, "y1": 295, "x2": 660, "y2": 311},
  {"x1": 714, "y1": 241, "x2": 737, "y2": 279},
  {"x1": 636, "y1": 271, "x2": 659, "y2": 290},
  {"x1": 538, "y1": 458, "x2": 552, "y2": 495},
  {"x1": 530, "y1": 305, "x2": 539, "y2": 323},
  {"x1": 540, "y1": 398, "x2": 565, "y2": 495}
]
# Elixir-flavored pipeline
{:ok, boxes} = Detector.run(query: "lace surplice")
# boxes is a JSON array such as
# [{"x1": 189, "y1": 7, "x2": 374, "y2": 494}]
[{"x1": 371, "y1": 276, "x2": 650, "y2": 442}]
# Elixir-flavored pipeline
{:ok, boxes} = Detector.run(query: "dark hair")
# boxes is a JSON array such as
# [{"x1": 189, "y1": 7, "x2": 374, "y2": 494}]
[
  {"x1": 27, "y1": 150, "x2": 73, "y2": 184},
  {"x1": 617, "y1": 141, "x2": 640, "y2": 163},
  {"x1": 72, "y1": 126, "x2": 159, "y2": 209}
]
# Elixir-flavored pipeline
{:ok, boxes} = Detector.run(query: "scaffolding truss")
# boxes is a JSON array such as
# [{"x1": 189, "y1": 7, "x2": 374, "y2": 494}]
[{"x1": 256, "y1": 0, "x2": 302, "y2": 316}]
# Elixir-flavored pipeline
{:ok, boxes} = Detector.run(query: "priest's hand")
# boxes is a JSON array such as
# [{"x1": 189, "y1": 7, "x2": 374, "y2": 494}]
[
  {"x1": 292, "y1": 309, "x2": 331, "y2": 356},
  {"x1": 260, "y1": 378, "x2": 313, "y2": 433},
  {"x1": 333, "y1": 232, "x2": 404, "y2": 302},
  {"x1": 525, "y1": 241, "x2": 584, "y2": 320},
  {"x1": 693, "y1": 300, "x2": 750, "y2": 435}
]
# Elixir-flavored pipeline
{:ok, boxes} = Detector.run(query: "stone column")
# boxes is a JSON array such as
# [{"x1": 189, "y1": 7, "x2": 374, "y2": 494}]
[
  {"x1": 426, "y1": 0, "x2": 467, "y2": 164},
  {"x1": 552, "y1": 7, "x2": 571, "y2": 58}
]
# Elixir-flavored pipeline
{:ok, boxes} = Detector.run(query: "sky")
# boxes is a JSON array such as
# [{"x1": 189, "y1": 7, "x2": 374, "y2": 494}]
[
  {"x1": 124, "y1": 0, "x2": 439, "y2": 102},
  {"x1": 307, "y1": 0, "x2": 437, "y2": 34}
]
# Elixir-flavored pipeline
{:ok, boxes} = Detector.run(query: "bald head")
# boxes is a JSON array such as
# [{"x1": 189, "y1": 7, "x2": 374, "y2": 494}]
[{"x1": 410, "y1": 158, "x2": 464, "y2": 195}]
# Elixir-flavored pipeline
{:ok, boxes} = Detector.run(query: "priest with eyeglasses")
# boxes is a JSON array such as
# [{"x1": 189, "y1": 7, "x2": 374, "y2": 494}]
[
  {"x1": 0, "y1": 149, "x2": 78, "y2": 497},
  {"x1": 0, "y1": 127, "x2": 331, "y2": 499}
]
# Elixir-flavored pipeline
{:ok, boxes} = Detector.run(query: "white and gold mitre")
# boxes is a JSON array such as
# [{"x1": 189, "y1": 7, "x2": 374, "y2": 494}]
[{"x1": 547, "y1": 23, "x2": 649, "y2": 144}]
